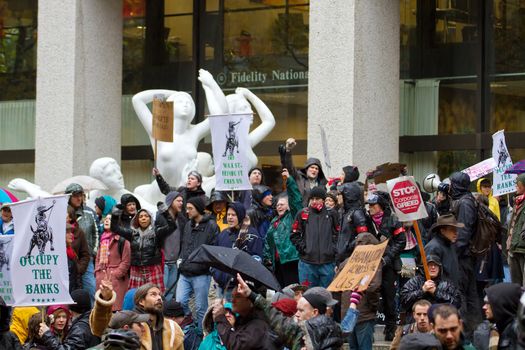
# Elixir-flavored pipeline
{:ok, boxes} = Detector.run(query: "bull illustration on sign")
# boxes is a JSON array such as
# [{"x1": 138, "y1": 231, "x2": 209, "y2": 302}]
[
  {"x1": 497, "y1": 138, "x2": 510, "y2": 168},
  {"x1": 223, "y1": 120, "x2": 241, "y2": 157},
  {"x1": 26, "y1": 200, "x2": 56, "y2": 257},
  {"x1": 0, "y1": 239, "x2": 11, "y2": 271}
]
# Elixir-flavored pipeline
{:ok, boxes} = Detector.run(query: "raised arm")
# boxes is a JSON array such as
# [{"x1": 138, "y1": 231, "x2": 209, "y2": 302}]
[
  {"x1": 198, "y1": 69, "x2": 229, "y2": 115},
  {"x1": 236, "y1": 87, "x2": 276, "y2": 148},
  {"x1": 8, "y1": 178, "x2": 51, "y2": 198},
  {"x1": 131, "y1": 89, "x2": 176, "y2": 137}
]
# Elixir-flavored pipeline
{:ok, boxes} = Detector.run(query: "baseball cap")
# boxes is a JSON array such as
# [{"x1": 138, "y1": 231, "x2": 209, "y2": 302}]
[
  {"x1": 302, "y1": 287, "x2": 338, "y2": 314},
  {"x1": 163, "y1": 299, "x2": 184, "y2": 318},
  {"x1": 108, "y1": 310, "x2": 150, "y2": 329}
]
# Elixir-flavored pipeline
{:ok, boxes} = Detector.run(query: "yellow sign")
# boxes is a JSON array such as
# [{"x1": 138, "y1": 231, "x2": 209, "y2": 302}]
[
  {"x1": 152, "y1": 99, "x2": 174, "y2": 142},
  {"x1": 328, "y1": 240, "x2": 388, "y2": 292}
]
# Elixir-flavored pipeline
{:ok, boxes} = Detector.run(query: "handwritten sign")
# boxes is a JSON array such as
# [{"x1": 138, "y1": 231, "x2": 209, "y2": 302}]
[
  {"x1": 328, "y1": 240, "x2": 388, "y2": 292},
  {"x1": 461, "y1": 158, "x2": 496, "y2": 181},
  {"x1": 152, "y1": 98, "x2": 174, "y2": 142}
]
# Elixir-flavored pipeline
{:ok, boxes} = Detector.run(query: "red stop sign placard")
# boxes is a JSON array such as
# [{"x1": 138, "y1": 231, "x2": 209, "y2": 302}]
[{"x1": 390, "y1": 180, "x2": 422, "y2": 214}]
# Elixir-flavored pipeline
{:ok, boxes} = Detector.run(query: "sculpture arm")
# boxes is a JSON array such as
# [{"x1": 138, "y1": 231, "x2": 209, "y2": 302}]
[
  {"x1": 198, "y1": 69, "x2": 229, "y2": 115},
  {"x1": 131, "y1": 89, "x2": 176, "y2": 137},
  {"x1": 236, "y1": 87, "x2": 276, "y2": 148},
  {"x1": 8, "y1": 178, "x2": 51, "y2": 198}
]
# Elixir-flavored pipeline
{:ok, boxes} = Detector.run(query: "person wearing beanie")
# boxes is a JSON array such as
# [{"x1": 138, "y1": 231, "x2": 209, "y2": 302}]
[
  {"x1": 271, "y1": 298, "x2": 297, "y2": 318},
  {"x1": 264, "y1": 169, "x2": 301, "y2": 287},
  {"x1": 40, "y1": 289, "x2": 100, "y2": 349},
  {"x1": 213, "y1": 201, "x2": 262, "y2": 299},
  {"x1": 163, "y1": 299, "x2": 202, "y2": 350},
  {"x1": 46, "y1": 305, "x2": 71, "y2": 343},
  {"x1": 508, "y1": 173, "x2": 525, "y2": 286},
  {"x1": 248, "y1": 167, "x2": 264, "y2": 186},
  {"x1": 157, "y1": 190, "x2": 188, "y2": 301},
  {"x1": 94, "y1": 195, "x2": 117, "y2": 234},
  {"x1": 280, "y1": 138, "x2": 328, "y2": 206},
  {"x1": 291, "y1": 185, "x2": 340, "y2": 288},
  {"x1": 153, "y1": 167, "x2": 207, "y2": 206},
  {"x1": 250, "y1": 184, "x2": 274, "y2": 241},
  {"x1": 177, "y1": 196, "x2": 219, "y2": 331}
]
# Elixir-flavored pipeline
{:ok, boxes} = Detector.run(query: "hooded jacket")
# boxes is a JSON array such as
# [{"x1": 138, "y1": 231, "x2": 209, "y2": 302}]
[
  {"x1": 250, "y1": 185, "x2": 274, "y2": 240},
  {"x1": 336, "y1": 182, "x2": 371, "y2": 264},
  {"x1": 485, "y1": 283, "x2": 522, "y2": 349},
  {"x1": 179, "y1": 215, "x2": 219, "y2": 277},
  {"x1": 283, "y1": 151, "x2": 328, "y2": 206},
  {"x1": 111, "y1": 208, "x2": 174, "y2": 266},
  {"x1": 157, "y1": 192, "x2": 188, "y2": 264},
  {"x1": 342, "y1": 166, "x2": 360, "y2": 184},
  {"x1": 449, "y1": 172, "x2": 478, "y2": 258},
  {"x1": 119, "y1": 193, "x2": 142, "y2": 229},
  {"x1": 370, "y1": 208, "x2": 406, "y2": 271},
  {"x1": 425, "y1": 233, "x2": 460, "y2": 285},
  {"x1": 41, "y1": 311, "x2": 100, "y2": 349},
  {"x1": 154, "y1": 173, "x2": 207, "y2": 204},
  {"x1": 476, "y1": 178, "x2": 501, "y2": 220},
  {"x1": 301, "y1": 315, "x2": 343, "y2": 350},
  {"x1": 509, "y1": 174, "x2": 525, "y2": 254},
  {"x1": 207, "y1": 191, "x2": 229, "y2": 232}
]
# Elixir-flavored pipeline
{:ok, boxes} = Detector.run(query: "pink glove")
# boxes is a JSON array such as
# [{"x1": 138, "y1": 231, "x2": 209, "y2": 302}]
[{"x1": 350, "y1": 291, "x2": 363, "y2": 305}]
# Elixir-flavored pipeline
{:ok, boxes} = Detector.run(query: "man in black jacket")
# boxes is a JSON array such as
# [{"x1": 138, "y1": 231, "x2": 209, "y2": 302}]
[
  {"x1": 291, "y1": 186, "x2": 339, "y2": 288},
  {"x1": 449, "y1": 171, "x2": 482, "y2": 336},
  {"x1": 176, "y1": 196, "x2": 218, "y2": 331},
  {"x1": 366, "y1": 191, "x2": 406, "y2": 341},
  {"x1": 40, "y1": 289, "x2": 100, "y2": 349}
]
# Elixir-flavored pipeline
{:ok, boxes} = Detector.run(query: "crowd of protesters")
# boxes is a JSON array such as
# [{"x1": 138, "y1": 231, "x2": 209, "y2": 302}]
[{"x1": 1, "y1": 137, "x2": 525, "y2": 350}]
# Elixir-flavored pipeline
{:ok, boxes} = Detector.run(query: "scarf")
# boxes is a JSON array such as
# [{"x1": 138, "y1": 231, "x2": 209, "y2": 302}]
[
  {"x1": 66, "y1": 234, "x2": 76, "y2": 260},
  {"x1": 372, "y1": 211, "x2": 384, "y2": 228},
  {"x1": 310, "y1": 202, "x2": 324, "y2": 212},
  {"x1": 515, "y1": 194, "x2": 525, "y2": 207},
  {"x1": 99, "y1": 231, "x2": 113, "y2": 266}
]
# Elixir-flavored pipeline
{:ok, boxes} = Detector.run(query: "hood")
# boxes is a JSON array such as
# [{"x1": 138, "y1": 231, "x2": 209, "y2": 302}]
[
  {"x1": 341, "y1": 182, "x2": 364, "y2": 211},
  {"x1": 131, "y1": 208, "x2": 153, "y2": 229},
  {"x1": 300, "y1": 158, "x2": 327, "y2": 182},
  {"x1": 252, "y1": 185, "x2": 272, "y2": 205},
  {"x1": 120, "y1": 193, "x2": 142, "y2": 211},
  {"x1": 227, "y1": 201, "x2": 246, "y2": 223},
  {"x1": 301, "y1": 315, "x2": 343, "y2": 350},
  {"x1": 101, "y1": 195, "x2": 117, "y2": 217},
  {"x1": 486, "y1": 283, "x2": 522, "y2": 332},
  {"x1": 449, "y1": 172, "x2": 471, "y2": 200},
  {"x1": 476, "y1": 178, "x2": 493, "y2": 195},
  {"x1": 342, "y1": 166, "x2": 359, "y2": 183}
]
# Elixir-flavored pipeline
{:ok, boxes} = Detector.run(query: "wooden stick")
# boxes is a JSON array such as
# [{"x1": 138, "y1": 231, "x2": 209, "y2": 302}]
[
  {"x1": 154, "y1": 139, "x2": 158, "y2": 169},
  {"x1": 413, "y1": 220, "x2": 430, "y2": 280}
]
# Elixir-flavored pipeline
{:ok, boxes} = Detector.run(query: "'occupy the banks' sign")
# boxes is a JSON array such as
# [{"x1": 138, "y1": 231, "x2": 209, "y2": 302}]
[{"x1": 387, "y1": 176, "x2": 428, "y2": 221}]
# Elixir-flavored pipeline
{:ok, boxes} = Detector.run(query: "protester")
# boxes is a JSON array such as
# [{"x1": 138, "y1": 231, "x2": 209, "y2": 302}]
[
  {"x1": 45, "y1": 305, "x2": 71, "y2": 344},
  {"x1": 200, "y1": 302, "x2": 234, "y2": 350},
  {"x1": 24, "y1": 313, "x2": 48, "y2": 350},
  {"x1": 400, "y1": 255, "x2": 461, "y2": 312},
  {"x1": 366, "y1": 191, "x2": 406, "y2": 341},
  {"x1": 249, "y1": 185, "x2": 274, "y2": 240},
  {"x1": 94, "y1": 195, "x2": 117, "y2": 234},
  {"x1": 40, "y1": 289, "x2": 100, "y2": 349},
  {"x1": 483, "y1": 282, "x2": 522, "y2": 348},
  {"x1": 477, "y1": 178, "x2": 500, "y2": 219},
  {"x1": 0, "y1": 203, "x2": 14, "y2": 235},
  {"x1": 207, "y1": 191, "x2": 229, "y2": 232},
  {"x1": 118, "y1": 194, "x2": 141, "y2": 229},
  {"x1": 89, "y1": 329, "x2": 141, "y2": 350},
  {"x1": 177, "y1": 196, "x2": 219, "y2": 330},
  {"x1": 448, "y1": 171, "x2": 482, "y2": 336},
  {"x1": 291, "y1": 186, "x2": 340, "y2": 288},
  {"x1": 0, "y1": 297, "x2": 23, "y2": 349},
  {"x1": 164, "y1": 300, "x2": 201, "y2": 350},
  {"x1": 391, "y1": 300, "x2": 432, "y2": 350},
  {"x1": 10, "y1": 307, "x2": 40, "y2": 344},
  {"x1": 157, "y1": 191, "x2": 187, "y2": 301},
  {"x1": 507, "y1": 173, "x2": 525, "y2": 286},
  {"x1": 94, "y1": 214, "x2": 131, "y2": 311},
  {"x1": 65, "y1": 183, "x2": 99, "y2": 299},
  {"x1": 65, "y1": 220, "x2": 90, "y2": 292},
  {"x1": 399, "y1": 332, "x2": 442, "y2": 350},
  {"x1": 111, "y1": 206, "x2": 174, "y2": 293},
  {"x1": 154, "y1": 168, "x2": 207, "y2": 203},
  {"x1": 432, "y1": 304, "x2": 476, "y2": 350},
  {"x1": 264, "y1": 169, "x2": 301, "y2": 287}
]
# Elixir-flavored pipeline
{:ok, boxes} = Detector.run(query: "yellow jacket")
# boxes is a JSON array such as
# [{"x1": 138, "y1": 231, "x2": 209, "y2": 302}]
[
  {"x1": 10, "y1": 306, "x2": 40, "y2": 344},
  {"x1": 477, "y1": 178, "x2": 501, "y2": 220}
]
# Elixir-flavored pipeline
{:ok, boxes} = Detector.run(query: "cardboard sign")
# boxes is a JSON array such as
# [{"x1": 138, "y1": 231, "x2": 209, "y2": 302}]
[
  {"x1": 462, "y1": 158, "x2": 496, "y2": 181},
  {"x1": 152, "y1": 99, "x2": 174, "y2": 142},
  {"x1": 387, "y1": 176, "x2": 428, "y2": 221},
  {"x1": 328, "y1": 240, "x2": 388, "y2": 292}
]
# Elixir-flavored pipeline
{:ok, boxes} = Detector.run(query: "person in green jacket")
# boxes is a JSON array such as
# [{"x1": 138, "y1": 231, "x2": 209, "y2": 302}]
[
  {"x1": 508, "y1": 173, "x2": 525, "y2": 286},
  {"x1": 264, "y1": 169, "x2": 302, "y2": 287}
]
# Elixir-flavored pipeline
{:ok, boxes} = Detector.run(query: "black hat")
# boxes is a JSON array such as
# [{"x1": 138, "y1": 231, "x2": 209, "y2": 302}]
[
  {"x1": 108, "y1": 310, "x2": 150, "y2": 329},
  {"x1": 165, "y1": 191, "x2": 182, "y2": 207},
  {"x1": 163, "y1": 300, "x2": 185, "y2": 318},
  {"x1": 342, "y1": 166, "x2": 359, "y2": 183},
  {"x1": 309, "y1": 186, "x2": 327, "y2": 200},
  {"x1": 69, "y1": 289, "x2": 92, "y2": 314},
  {"x1": 426, "y1": 254, "x2": 442, "y2": 267},
  {"x1": 399, "y1": 332, "x2": 442, "y2": 349},
  {"x1": 187, "y1": 196, "x2": 206, "y2": 215},
  {"x1": 95, "y1": 196, "x2": 106, "y2": 211}
]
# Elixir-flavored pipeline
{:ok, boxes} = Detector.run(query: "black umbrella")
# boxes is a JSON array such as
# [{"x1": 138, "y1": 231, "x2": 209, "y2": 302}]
[{"x1": 186, "y1": 245, "x2": 281, "y2": 291}]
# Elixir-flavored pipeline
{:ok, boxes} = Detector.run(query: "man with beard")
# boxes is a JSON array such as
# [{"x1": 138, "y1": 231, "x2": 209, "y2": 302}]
[{"x1": 90, "y1": 281, "x2": 184, "y2": 350}]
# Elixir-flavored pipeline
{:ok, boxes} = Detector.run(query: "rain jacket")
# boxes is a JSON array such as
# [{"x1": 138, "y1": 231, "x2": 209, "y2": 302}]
[
  {"x1": 74, "y1": 205, "x2": 99, "y2": 256},
  {"x1": 179, "y1": 215, "x2": 219, "y2": 277},
  {"x1": 509, "y1": 175, "x2": 525, "y2": 254},
  {"x1": 41, "y1": 311, "x2": 100, "y2": 349},
  {"x1": 485, "y1": 283, "x2": 522, "y2": 349},
  {"x1": 476, "y1": 178, "x2": 501, "y2": 220},
  {"x1": 10, "y1": 307, "x2": 39, "y2": 344},
  {"x1": 250, "y1": 185, "x2": 274, "y2": 240},
  {"x1": 400, "y1": 273, "x2": 462, "y2": 312},
  {"x1": 214, "y1": 310, "x2": 271, "y2": 350},
  {"x1": 291, "y1": 204, "x2": 340, "y2": 265},
  {"x1": 264, "y1": 177, "x2": 301, "y2": 269},
  {"x1": 118, "y1": 194, "x2": 142, "y2": 229},
  {"x1": 450, "y1": 172, "x2": 478, "y2": 258},
  {"x1": 336, "y1": 182, "x2": 371, "y2": 264},
  {"x1": 283, "y1": 153, "x2": 328, "y2": 206},
  {"x1": 111, "y1": 208, "x2": 174, "y2": 267},
  {"x1": 425, "y1": 233, "x2": 460, "y2": 285},
  {"x1": 301, "y1": 315, "x2": 343, "y2": 350}
]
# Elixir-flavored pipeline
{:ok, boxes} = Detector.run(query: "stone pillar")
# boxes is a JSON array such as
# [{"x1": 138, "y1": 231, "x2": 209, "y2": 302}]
[
  {"x1": 35, "y1": 0, "x2": 122, "y2": 191},
  {"x1": 308, "y1": 0, "x2": 400, "y2": 179}
]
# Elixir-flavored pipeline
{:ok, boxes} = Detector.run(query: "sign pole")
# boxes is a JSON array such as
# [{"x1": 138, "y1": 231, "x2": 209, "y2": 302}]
[
  {"x1": 413, "y1": 220, "x2": 430, "y2": 280},
  {"x1": 154, "y1": 139, "x2": 158, "y2": 168}
]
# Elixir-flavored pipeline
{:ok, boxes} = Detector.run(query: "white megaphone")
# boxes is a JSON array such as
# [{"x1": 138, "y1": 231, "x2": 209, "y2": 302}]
[{"x1": 423, "y1": 173, "x2": 441, "y2": 193}]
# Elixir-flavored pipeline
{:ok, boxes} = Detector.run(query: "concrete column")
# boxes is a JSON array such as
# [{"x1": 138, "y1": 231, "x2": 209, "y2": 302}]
[
  {"x1": 308, "y1": 0, "x2": 400, "y2": 179},
  {"x1": 35, "y1": 0, "x2": 122, "y2": 191}
]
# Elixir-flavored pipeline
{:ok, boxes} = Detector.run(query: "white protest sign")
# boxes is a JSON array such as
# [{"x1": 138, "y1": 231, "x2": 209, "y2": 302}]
[
  {"x1": 492, "y1": 130, "x2": 517, "y2": 196},
  {"x1": 387, "y1": 176, "x2": 428, "y2": 221},
  {"x1": 209, "y1": 113, "x2": 253, "y2": 191},
  {"x1": 9, "y1": 195, "x2": 73, "y2": 306},
  {"x1": 461, "y1": 158, "x2": 496, "y2": 181},
  {"x1": 0, "y1": 235, "x2": 14, "y2": 304}
]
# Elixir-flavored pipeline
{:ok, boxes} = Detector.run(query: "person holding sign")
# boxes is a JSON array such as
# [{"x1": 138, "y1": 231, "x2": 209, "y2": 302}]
[{"x1": 507, "y1": 173, "x2": 525, "y2": 286}]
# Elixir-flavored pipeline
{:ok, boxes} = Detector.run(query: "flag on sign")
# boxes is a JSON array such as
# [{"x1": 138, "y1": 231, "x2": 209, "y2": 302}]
[
  {"x1": 209, "y1": 113, "x2": 253, "y2": 191},
  {"x1": 9, "y1": 195, "x2": 73, "y2": 306}
]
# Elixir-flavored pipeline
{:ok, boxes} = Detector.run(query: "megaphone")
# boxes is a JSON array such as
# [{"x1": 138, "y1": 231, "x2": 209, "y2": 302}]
[{"x1": 423, "y1": 173, "x2": 441, "y2": 193}]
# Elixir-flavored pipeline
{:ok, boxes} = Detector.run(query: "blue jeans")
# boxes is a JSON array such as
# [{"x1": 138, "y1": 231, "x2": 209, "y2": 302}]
[
  {"x1": 176, "y1": 274, "x2": 211, "y2": 331},
  {"x1": 164, "y1": 262, "x2": 179, "y2": 300},
  {"x1": 348, "y1": 320, "x2": 375, "y2": 350},
  {"x1": 82, "y1": 257, "x2": 96, "y2": 303},
  {"x1": 298, "y1": 260, "x2": 335, "y2": 288}
]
